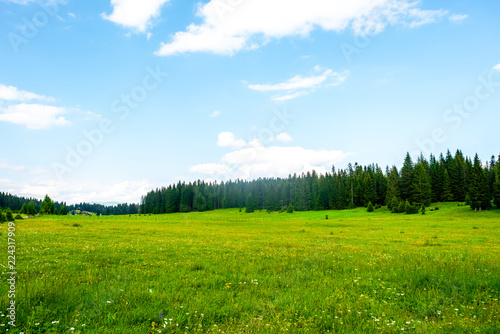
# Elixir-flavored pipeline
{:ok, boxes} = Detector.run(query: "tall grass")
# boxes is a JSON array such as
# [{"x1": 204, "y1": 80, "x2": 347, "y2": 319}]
[{"x1": 1, "y1": 203, "x2": 499, "y2": 333}]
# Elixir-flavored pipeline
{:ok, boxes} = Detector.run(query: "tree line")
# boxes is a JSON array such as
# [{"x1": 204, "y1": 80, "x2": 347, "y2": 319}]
[
  {"x1": 0, "y1": 192, "x2": 139, "y2": 216},
  {"x1": 140, "y1": 150, "x2": 500, "y2": 214}
]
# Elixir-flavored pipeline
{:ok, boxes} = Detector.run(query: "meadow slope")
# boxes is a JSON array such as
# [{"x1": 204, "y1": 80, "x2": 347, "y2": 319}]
[{"x1": 1, "y1": 203, "x2": 499, "y2": 333}]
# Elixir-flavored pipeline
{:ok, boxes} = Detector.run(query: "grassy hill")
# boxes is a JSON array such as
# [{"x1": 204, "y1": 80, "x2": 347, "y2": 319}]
[{"x1": 1, "y1": 203, "x2": 499, "y2": 333}]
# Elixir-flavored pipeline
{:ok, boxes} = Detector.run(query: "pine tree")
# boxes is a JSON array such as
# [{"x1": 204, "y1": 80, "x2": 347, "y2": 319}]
[
  {"x1": 411, "y1": 162, "x2": 432, "y2": 206},
  {"x1": 367, "y1": 201, "x2": 374, "y2": 212},
  {"x1": 391, "y1": 197, "x2": 400, "y2": 213},
  {"x1": 442, "y1": 169, "x2": 454, "y2": 201},
  {"x1": 399, "y1": 153, "x2": 414, "y2": 201},
  {"x1": 494, "y1": 162, "x2": 500, "y2": 209},
  {"x1": 0, "y1": 211, "x2": 6, "y2": 223},
  {"x1": 469, "y1": 155, "x2": 492, "y2": 210},
  {"x1": 6, "y1": 208, "x2": 14, "y2": 221},
  {"x1": 286, "y1": 204, "x2": 294, "y2": 213},
  {"x1": 245, "y1": 193, "x2": 255, "y2": 213},
  {"x1": 385, "y1": 167, "x2": 399, "y2": 209},
  {"x1": 20, "y1": 203, "x2": 27, "y2": 215},
  {"x1": 27, "y1": 201, "x2": 36, "y2": 216},
  {"x1": 60, "y1": 205, "x2": 67, "y2": 215},
  {"x1": 40, "y1": 195, "x2": 55, "y2": 215},
  {"x1": 363, "y1": 174, "x2": 376, "y2": 206}
]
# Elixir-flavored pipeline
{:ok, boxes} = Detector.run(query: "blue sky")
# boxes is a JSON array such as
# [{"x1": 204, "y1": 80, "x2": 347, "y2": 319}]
[{"x1": 0, "y1": 0, "x2": 499, "y2": 204}]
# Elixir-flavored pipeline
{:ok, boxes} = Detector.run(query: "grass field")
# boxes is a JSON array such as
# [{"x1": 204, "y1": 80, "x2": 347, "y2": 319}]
[{"x1": 1, "y1": 203, "x2": 499, "y2": 333}]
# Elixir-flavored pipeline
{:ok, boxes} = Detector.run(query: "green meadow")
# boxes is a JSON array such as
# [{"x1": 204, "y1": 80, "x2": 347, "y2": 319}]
[{"x1": 1, "y1": 203, "x2": 499, "y2": 333}]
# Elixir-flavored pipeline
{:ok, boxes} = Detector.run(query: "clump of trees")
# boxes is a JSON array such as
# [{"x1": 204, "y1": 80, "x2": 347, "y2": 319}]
[{"x1": 141, "y1": 150, "x2": 500, "y2": 214}]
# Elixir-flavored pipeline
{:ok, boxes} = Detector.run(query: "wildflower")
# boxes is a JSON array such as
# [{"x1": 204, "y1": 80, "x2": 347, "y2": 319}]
[
  {"x1": 107, "y1": 301, "x2": 112, "y2": 303},
  {"x1": 70, "y1": 328, "x2": 75, "y2": 331}
]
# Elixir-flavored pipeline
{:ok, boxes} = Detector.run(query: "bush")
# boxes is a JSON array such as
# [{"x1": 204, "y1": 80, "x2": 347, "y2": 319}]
[
  {"x1": 405, "y1": 201, "x2": 419, "y2": 214},
  {"x1": 398, "y1": 201, "x2": 406, "y2": 214},
  {"x1": 14, "y1": 214, "x2": 23, "y2": 220},
  {"x1": 367, "y1": 202, "x2": 374, "y2": 212},
  {"x1": 0, "y1": 212, "x2": 6, "y2": 224},
  {"x1": 435, "y1": 207, "x2": 440, "y2": 211},
  {"x1": 421, "y1": 205, "x2": 426, "y2": 215},
  {"x1": 5, "y1": 208, "x2": 14, "y2": 221},
  {"x1": 286, "y1": 204, "x2": 294, "y2": 213}
]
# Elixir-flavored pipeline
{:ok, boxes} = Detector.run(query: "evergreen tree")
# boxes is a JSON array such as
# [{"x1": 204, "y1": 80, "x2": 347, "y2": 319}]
[
  {"x1": 367, "y1": 201, "x2": 374, "y2": 212},
  {"x1": 391, "y1": 197, "x2": 400, "y2": 213},
  {"x1": 363, "y1": 174, "x2": 376, "y2": 206},
  {"x1": 494, "y1": 161, "x2": 500, "y2": 209},
  {"x1": 399, "y1": 153, "x2": 414, "y2": 201},
  {"x1": 0, "y1": 211, "x2": 6, "y2": 223},
  {"x1": 6, "y1": 208, "x2": 14, "y2": 221},
  {"x1": 40, "y1": 195, "x2": 55, "y2": 215},
  {"x1": 411, "y1": 162, "x2": 432, "y2": 206},
  {"x1": 385, "y1": 167, "x2": 399, "y2": 209},
  {"x1": 27, "y1": 201, "x2": 36, "y2": 216},
  {"x1": 468, "y1": 155, "x2": 492, "y2": 210},
  {"x1": 60, "y1": 205, "x2": 67, "y2": 215},
  {"x1": 245, "y1": 193, "x2": 255, "y2": 213},
  {"x1": 286, "y1": 204, "x2": 294, "y2": 213},
  {"x1": 20, "y1": 203, "x2": 27, "y2": 215},
  {"x1": 442, "y1": 169, "x2": 454, "y2": 201}
]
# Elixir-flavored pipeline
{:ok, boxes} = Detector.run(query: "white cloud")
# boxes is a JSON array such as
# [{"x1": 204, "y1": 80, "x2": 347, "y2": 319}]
[
  {"x1": 189, "y1": 163, "x2": 231, "y2": 175},
  {"x1": 191, "y1": 132, "x2": 352, "y2": 180},
  {"x1": 217, "y1": 132, "x2": 247, "y2": 149},
  {"x1": 210, "y1": 110, "x2": 222, "y2": 118},
  {"x1": 3, "y1": 0, "x2": 34, "y2": 4},
  {"x1": 493, "y1": 63, "x2": 500, "y2": 71},
  {"x1": 0, "y1": 103, "x2": 70, "y2": 129},
  {"x1": 248, "y1": 68, "x2": 348, "y2": 101},
  {"x1": 0, "y1": 160, "x2": 25, "y2": 171},
  {"x1": 156, "y1": 0, "x2": 448, "y2": 56},
  {"x1": 0, "y1": 84, "x2": 54, "y2": 102},
  {"x1": 449, "y1": 14, "x2": 468, "y2": 23},
  {"x1": 102, "y1": 0, "x2": 170, "y2": 32},
  {"x1": 275, "y1": 132, "x2": 293, "y2": 143},
  {"x1": 2, "y1": 177, "x2": 151, "y2": 205}
]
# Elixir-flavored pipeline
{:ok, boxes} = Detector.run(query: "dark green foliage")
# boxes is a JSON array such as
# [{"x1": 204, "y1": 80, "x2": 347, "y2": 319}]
[
  {"x1": 27, "y1": 201, "x2": 36, "y2": 216},
  {"x1": 286, "y1": 204, "x2": 294, "y2": 213},
  {"x1": 20, "y1": 203, "x2": 27, "y2": 215},
  {"x1": 468, "y1": 155, "x2": 492, "y2": 211},
  {"x1": 494, "y1": 161, "x2": 500, "y2": 209},
  {"x1": 245, "y1": 193, "x2": 255, "y2": 213},
  {"x1": 404, "y1": 201, "x2": 419, "y2": 214},
  {"x1": 442, "y1": 169, "x2": 454, "y2": 201},
  {"x1": 391, "y1": 197, "x2": 400, "y2": 213},
  {"x1": 60, "y1": 205, "x2": 67, "y2": 215},
  {"x1": 411, "y1": 161, "x2": 432, "y2": 207},
  {"x1": 5, "y1": 208, "x2": 14, "y2": 221},
  {"x1": 399, "y1": 153, "x2": 414, "y2": 201},
  {"x1": 385, "y1": 167, "x2": 399, "y2": 209},
  {"x1": 367, "y1": 202, "x2": 374, "y2": 212},
  {"x1": 108, "y1": 150, "x2": 499, "y2": 215},
  {"x1": 421, "y1": 205, "x2": 426, "y2": 215},
  {"x1": 398, "y1": 201, "x2": 406, "y2": 214},
  {"x1": 14, "y1": 214, "x2": 23, "y2": 220},
  {"x1": 40, "y1": 195, "x2": 55, "y2": 215},
  {"x1": 363, "y1": 174, "x2": 376, "y2": 206},
  {"x1": 0, "y1": 211, "x2": 6, "y2": 223}
]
